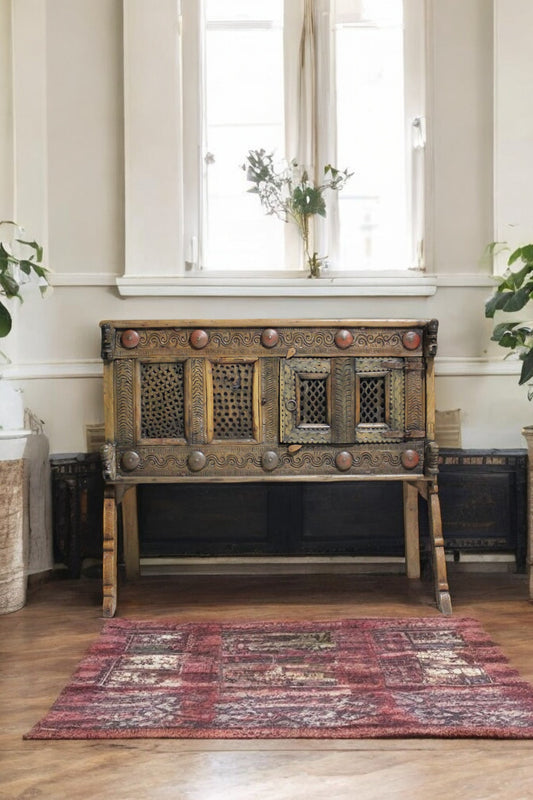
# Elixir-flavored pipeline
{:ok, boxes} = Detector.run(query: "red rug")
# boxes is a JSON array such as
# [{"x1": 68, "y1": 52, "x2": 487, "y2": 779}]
[{"x1": 25, "y1": 617, "x2": 533, "y2": 739}]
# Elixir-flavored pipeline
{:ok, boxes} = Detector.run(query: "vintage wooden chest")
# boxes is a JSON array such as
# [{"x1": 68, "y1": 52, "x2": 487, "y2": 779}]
[{"x1": 99, "y1": 319, "x2": 450, "y2": 616}]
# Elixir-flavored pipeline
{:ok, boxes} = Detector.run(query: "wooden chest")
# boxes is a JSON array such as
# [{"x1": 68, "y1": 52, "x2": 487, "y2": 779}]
[{"x1": 99, "y1": 319, "x2": 450, "y2": 615}]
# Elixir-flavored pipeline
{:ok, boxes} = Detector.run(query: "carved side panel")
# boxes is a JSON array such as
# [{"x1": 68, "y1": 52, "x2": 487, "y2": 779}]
[
  {"x1": 115, "y1": 359, "x2": 135, "y2": 446},
  {"x1": 405, "y1": 358, "x2": 425, "y2": 437},
  {"x1": 261, "y1": 358, "x2": 279, "y2": 443},
  {"x1": 331, "y1": 358, "x2": 355, "y2": 443},
  {"x1": 187, "y1": 359, "x2": 208, "y2": 444}
]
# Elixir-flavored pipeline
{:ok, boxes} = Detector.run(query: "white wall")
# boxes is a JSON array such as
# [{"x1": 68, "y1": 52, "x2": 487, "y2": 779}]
[{"x1": 2, "y1": 0, "x2": 532, "y2": 453}]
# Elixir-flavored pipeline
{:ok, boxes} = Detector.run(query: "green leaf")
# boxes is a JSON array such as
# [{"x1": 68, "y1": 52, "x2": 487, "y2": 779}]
[
  {"x1": 491, "y1": 321, "x2": 520, "y2": 339},
  {"x1": 16, "y1": 239, "x2": 43, "y2": 262},
  {"x1": 500, "y1": 285, "x2": 532, "y2": 312},
  {"x1": 507, "y1": 261, "x2": 533, "y2": 290},
  {"x1": 19, "y1": 260, "x2": 32, "y2": 275},
  {"x1": 508, "y1": 247, "x2": 523, "y2": 265},
  {"x1": 0, "y1": 243, "x2": 8, "y2": 273},
  {"x1": 519, "y1": 348, "x2": 533, "y2": 385},
  {"x1": 521, "y1": 244, "x2": 533, "y2": 263},
  {"x1": 485, "y1": 291, "x2": 513, "y2": 318},
  {"x1": 0, "y1": 272, "x2": 20, "y2": 298},
  {"x1": 0, "y1": 300, "x2": 11, "y2": 337},
  {"x1": 498, "y1": 331, "x2": 519, "y2": 348}
]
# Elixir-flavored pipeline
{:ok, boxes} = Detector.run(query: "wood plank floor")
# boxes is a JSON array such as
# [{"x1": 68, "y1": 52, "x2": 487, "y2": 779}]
[{"x1": 1, "y1": 568, "x2": 533, "y2": 800}]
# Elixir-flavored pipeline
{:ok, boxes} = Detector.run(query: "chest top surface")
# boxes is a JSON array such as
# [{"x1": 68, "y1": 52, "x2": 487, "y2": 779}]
[{"x1": 99, "y1": 319, "x2": 439, "y2": 483}]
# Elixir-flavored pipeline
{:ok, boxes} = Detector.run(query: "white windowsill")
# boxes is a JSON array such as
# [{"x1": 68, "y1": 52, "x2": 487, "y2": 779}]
[{"x1": 116, "y1": 272, "x2": 438, "y2": 297}]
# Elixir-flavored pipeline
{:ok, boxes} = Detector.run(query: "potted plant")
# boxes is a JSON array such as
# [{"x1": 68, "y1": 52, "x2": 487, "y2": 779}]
[
  {"x1": 0, "y1": 222, "x2": 49, "y2": 614},
  {"x1": 0, "y1": 220, "x2": 49, "y2": 339},
  {"x1": 485, "y1": 243, "x2": 533, "y2": 394},
  {"x1": 485, "y1": 243, "x2": 533, "y2": 599},
  {"x1": 242, "y1": 149, "x2": 352, "y2": 278}
]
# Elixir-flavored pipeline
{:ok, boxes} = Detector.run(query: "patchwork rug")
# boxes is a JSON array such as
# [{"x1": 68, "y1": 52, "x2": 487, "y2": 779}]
[{"x1": 25, "y1": 617, "x2": 533, "y2": 739}]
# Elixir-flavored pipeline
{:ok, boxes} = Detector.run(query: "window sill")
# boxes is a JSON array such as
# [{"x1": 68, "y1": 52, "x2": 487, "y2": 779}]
[{"x1": 116, "y1": 272, "x2": 437, "y2": 297}]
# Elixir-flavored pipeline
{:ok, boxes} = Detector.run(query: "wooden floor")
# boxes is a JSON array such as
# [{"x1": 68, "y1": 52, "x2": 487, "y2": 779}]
[{"x1": 2, "y1": 568, "x2": 533, "y2": 800}]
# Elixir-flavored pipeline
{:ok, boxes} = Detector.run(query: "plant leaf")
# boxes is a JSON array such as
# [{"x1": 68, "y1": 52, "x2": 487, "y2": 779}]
[
  {"x1": 500, "y1": 285, "x2": 532, "y2": 312},
  {"x1": 521, "y1": 244, "x2": 533, "y2": 263},
  {"x1": 508, "y1": 247, "x2": 523, "y2": 266},
  {"x1": 0, "y1": 272, "x2": 20, "y2": 298},
  {"x1": 519, "y1": 348, "x2": 533, "y2": 385},
  {"x1": 0, "y1": 300, "x2": 11, "y2": 337}
]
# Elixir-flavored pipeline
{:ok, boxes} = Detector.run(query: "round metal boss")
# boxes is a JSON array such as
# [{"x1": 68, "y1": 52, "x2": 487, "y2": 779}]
[
  {"x1": 335, "y1": 451, "x2": 353, "y2": 471},
  {"x1": 402, "y1": 331, "x2": 421, "y2": 350},
  {"x1": 189, "y1": 329, "x2": 209, "y2": 349},
  {"x1": 401, "y1": 449, "x2": 420, "y2": 469},
  {"x1": 261, "y1": 328, "x2": 279, "y2": 348},
  {"x1": 121, "y1": 329, "x2": 140, "y2": 349},
  {"x1": 121, "y1": 450, "x2": 140, "y2": 471},
  {"x1": 262, "y1": 451, "x2": 279, "y2": 471},
  {"x1": 188, "y1": 451, "x2": 207, "y2": 471}
]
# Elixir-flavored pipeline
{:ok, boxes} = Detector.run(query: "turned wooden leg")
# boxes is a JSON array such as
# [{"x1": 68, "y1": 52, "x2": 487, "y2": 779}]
[
  {"x1": 102, "y1": 485, "x2": 118, "y2": 618},
  {"x1": 427, "y1": 482, "x2": 452, "y2": 615},
  {"x1": 122, "y1": 485, "x2": 140, "y2": 580},
  {"x1": 403, "y1": 481, "x2": 421, "y2": 579}
]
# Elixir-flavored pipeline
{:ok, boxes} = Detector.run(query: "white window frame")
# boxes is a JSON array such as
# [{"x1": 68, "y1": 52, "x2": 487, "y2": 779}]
[{"x1": 118, "y1": 0, "x2": 436, "y2": 297}]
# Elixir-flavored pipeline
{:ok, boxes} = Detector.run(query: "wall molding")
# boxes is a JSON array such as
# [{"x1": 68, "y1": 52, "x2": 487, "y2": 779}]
[
  {"x1": 1, "y1": 356, "x2": 520, "y2": 381},
  {"x1": 46, "y1": 271, "x2": 495, "y2": 291}
]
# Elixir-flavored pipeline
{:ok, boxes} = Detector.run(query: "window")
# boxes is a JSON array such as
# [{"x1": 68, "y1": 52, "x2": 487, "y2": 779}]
[{"x1": 182, "y1": 0, "x2": 426, "y2": 274}]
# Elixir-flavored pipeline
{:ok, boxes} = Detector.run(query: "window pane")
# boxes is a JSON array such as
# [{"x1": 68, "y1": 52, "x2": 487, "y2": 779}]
[
  {"x1": 335, "y1": 1, "x2": 409, "y2": 270},
  {"x1": 204, "y1": 5, "x2": 285, "y2": 270}
]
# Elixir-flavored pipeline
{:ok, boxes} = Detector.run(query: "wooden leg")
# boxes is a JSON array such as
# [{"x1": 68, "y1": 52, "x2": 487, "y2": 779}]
[
  {"x1": 122, "y1": 485, "x2": 140, "y2": 580},
  {"x1": 427, "y1": 482, "x2": 452, "y2": 615},
  {"x1": 403, "y1": 481, "x2": 420, "y2": 579},
  {"x1": 102, "y1": 485, "x2": 118, "y2": 618}
]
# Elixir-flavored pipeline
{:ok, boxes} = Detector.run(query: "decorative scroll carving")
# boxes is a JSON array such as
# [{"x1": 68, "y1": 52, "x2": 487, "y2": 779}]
[
  {"x1": 209, "y1": 329, "x2": 261, "y2": 349},
  {"x1": 116, "y1": 359, "x2": 135, "y2": 445},
  {"x1": 353, "y1": 331, "x2": 403, "y2": 353},
  {"x1": 116, "y1": 443, "x2": 424, "y2": 479}
]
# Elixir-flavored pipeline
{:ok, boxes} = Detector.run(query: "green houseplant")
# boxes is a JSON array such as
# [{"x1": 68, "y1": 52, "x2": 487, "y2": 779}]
[
  {"x1": 485, "y1": 243, "x2": 533, "y2": 396},
  {"x1": 0, "y1": 220, "x2": 49, "y2": 339},
  {"x1": 242, "y1": 149, "x2": 352, "y2": 278}
]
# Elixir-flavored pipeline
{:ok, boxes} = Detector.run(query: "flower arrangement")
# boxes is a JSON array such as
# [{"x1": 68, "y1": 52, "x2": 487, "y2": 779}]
[
  {"x1": 0, "y1": 221, "x2": 49, "y2": 338},
  {"x1": 242, "y1": 149, "x2": 352, "y2": 277}
]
